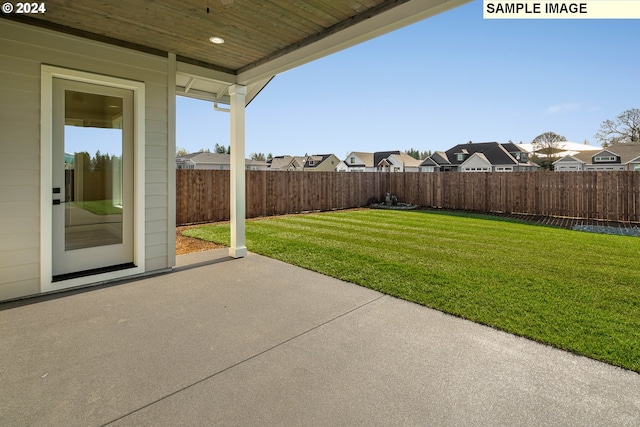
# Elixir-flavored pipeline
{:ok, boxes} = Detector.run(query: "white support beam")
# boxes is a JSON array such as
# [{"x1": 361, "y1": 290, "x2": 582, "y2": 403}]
[
  {"x1": 229, "y1": 84, "x2": 247, "y2": 258},
  {"x1": 184, "y1": 77, "x2": 195, "y2": 93}
]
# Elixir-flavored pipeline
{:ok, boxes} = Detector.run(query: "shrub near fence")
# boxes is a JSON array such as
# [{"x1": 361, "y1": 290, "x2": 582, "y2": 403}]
[{"x1": 175, "y1": 170, "x2": 640, "y2": 225}]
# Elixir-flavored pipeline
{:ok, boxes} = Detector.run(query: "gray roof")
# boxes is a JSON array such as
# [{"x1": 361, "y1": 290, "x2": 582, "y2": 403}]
[
  {"x1": 419, "y1": 157, "x2": 439, "y2": 167},
  {"x1": 423, "y1": 151, "x2": 450, "y2": 166}
]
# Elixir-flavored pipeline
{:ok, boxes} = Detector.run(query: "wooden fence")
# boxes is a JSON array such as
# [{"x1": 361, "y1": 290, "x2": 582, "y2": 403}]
[{"x1": 176, "y1": 170, "x2": 640, "y2": 225}]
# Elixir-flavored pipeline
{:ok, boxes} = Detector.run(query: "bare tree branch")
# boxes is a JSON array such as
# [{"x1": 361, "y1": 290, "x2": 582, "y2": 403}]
[{"x1": 595, "y1": 108, "x2": 640, "y2": 146}]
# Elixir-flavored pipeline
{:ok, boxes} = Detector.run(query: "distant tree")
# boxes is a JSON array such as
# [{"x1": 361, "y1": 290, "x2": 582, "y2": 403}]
[
  {"x1": 90, "y1": 150, "x2": 112, "y2": 172},
  {"x1": 214, "y1": 144, "x2": 226, "y2": 154},
  {"x1": 267, "y1": 153, "x2": 273, "y2": 161},
  {"x1": 176, "y1": 147, "x2": 188, "y2": 157},
  {"x1": 532, "y1": 132, "x2": 567, "y2": 155},
  {"x1": 250, "y1": 152, "x2": 266, "y2": 161},
  {"x1": 531, "y1": 132, "x2": 567, "y2": 170},
  {"x1": 595, "y1": 108, "x2": 640, "y2": 147},
  {"x1": 406, "y1": 148, "x2": 431, "y2": 160},
  {"x1": 406, "y1": 148, "x2": 420, "y2": 160}
]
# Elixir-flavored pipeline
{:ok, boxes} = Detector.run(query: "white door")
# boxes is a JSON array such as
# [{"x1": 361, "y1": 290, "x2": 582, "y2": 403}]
[{"x1": 51, "y1": 78, "x2": 135, "y2": 281}]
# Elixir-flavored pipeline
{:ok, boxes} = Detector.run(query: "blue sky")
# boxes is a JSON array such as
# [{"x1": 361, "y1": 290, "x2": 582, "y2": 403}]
[{"x1": 176, "y1": 0, "x2": 640, "y2": 159}]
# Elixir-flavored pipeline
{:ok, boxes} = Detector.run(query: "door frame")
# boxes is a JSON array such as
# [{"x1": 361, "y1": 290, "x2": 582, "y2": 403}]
[{"x1": 40, "y1": 65, "x2": 146, "y2": 293}]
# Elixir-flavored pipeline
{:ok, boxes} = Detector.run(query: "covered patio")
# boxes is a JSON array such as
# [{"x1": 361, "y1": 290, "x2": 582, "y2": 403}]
[
  {"x1": 2, "y1": 249, "x2": 639, "y2": 425},
  {"x1": 1, "y1": 0, "x2": 477, "y2": 300}
]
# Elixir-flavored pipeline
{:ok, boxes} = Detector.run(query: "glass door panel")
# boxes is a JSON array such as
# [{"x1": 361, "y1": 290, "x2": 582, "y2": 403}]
[{"x1": 64, "y1": 90, "x2": 124, "y2": 250}]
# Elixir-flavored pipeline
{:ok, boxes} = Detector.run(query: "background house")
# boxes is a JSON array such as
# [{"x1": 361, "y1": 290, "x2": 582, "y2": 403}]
[
  {"x1": 420, "y1": 152, "x2": 450, "y2": 172},
  {"x1": 176, "y1": 152, "x2": 268, "y2": 170},
  {"x1": 554, "y1": 144, "x2": 640, "y2": 171},
  {"x1": 303, "y1": 154, "x2": 340, "y2": 171},
  {"x1": 337, "y1": 152, "x2": 375, "y2": 172},
  {"x1": 376, "y1": 151, "x2": 422, "y2": 172},
  {"x1": 420, "y1": 142, "x2": 539, "y2": 172},
  {"x1": 267, "y1": 155, "x2": 307, "y2": 171}
]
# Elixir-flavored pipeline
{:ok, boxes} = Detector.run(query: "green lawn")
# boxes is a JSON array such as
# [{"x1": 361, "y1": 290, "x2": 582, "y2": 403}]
[
  {"x1": 183, "y1": 209, "x2": 640, "y2": 372},
  {"x1": 72, "y1": 200, "x2": 122, "y2": 215}
]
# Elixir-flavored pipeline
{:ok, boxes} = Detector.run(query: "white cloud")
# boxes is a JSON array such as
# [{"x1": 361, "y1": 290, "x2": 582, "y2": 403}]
[{"x1": 546, "y1": 103, "x2": 582, "y2": 114}]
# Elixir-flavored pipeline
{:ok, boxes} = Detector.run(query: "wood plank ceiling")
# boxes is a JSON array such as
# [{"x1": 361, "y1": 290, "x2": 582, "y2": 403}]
[{"x1": 6, "y1": 0, "x2": 407, "y2": 75}]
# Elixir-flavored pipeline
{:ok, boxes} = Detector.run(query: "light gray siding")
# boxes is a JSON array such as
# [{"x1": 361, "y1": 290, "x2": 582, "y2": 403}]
[{"x1": 0, "y1": 19, "x2": 171, "y2": 300}]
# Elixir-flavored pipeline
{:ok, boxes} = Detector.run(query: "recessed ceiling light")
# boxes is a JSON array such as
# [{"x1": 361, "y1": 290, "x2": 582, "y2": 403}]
[{"x1": 209, "y1": 36, "x2": 225, "y2": 44}]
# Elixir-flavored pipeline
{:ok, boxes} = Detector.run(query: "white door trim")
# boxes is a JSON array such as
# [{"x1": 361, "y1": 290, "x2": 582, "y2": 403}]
[{"x1": 40, "y1": 65, "x2": 146, "y2": 293}]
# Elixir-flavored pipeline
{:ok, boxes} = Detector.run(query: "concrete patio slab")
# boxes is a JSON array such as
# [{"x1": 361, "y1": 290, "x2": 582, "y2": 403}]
[{"x1": 2, "y1": 249, "x2": 639, "y2": 426}]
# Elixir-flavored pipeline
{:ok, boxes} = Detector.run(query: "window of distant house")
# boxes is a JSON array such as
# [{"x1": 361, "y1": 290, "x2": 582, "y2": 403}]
[
  {"x1": 595, "y1": 156, "x2": 616, "y2": 162},
  {"x1": 309, "y1": 160, "x2": 315, "y2": 166},
  {"x1": 394, "y1": 167, "x2": 401, "y2": 172},
  {"x1": 634, "y1": 164, "x2": 640, "y2": 171},
  {"x1": 350, "y1": 157, "x2": 355, "y2": 164},
  {"x1": 456, "y1": 153, "x2": 464, "y2": 161}
]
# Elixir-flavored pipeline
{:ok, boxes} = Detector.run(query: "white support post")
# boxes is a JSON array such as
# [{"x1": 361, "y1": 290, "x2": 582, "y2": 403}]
[
  {"x1": 229, "y1": 84, "x2": 247, "y2": 258},
  {"x1": 167, "y1": 53, "x2": 177, "y2": 267}
]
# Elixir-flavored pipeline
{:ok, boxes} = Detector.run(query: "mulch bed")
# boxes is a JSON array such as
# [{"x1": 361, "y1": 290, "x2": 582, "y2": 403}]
[
  {"x1": 427, "y1": 208, "x2": 640, "y2": 231},
  {"x1": 176, "y1": 225, "x2": 226, "y2": 255}
]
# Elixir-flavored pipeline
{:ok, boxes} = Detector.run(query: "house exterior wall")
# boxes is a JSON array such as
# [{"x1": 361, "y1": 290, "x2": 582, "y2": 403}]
[
  {"x1": 554, "y1": 160, "x2": 584, "y2": 171},
  {"x1": 385, "y1": 157, "x2": 403, "y2": 172},
  {"x1": 459, "y1": 155, "x2": 492, "y2": 172},
  {"x1": 336, "y1": 162, "x2": 349, "y2": 172},
  {"x1": 195, "y1": 163, "x2": 230, "y2": 170},
  {"x1": 0, "y1": 20, "x2": 172, "y2": 301},
  {"x1": 585, "y1": 164, "x2": 626, "y2": 171},
  {"x1": 346, "y1": 153, "x2": 363, "y2": 167}
]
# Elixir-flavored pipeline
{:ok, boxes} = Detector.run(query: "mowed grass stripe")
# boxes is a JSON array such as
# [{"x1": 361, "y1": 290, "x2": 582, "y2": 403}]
[
  {"x1": 184, "y1": 209, "x2": 640, "y2": 372},
  {"x1": 255, "y1": 212, "x2": 632, "y2": 280},
  {"x1": 246, "y1": 216, "x2": 493, "y2": 270}
]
